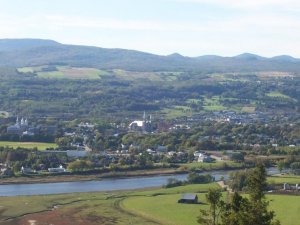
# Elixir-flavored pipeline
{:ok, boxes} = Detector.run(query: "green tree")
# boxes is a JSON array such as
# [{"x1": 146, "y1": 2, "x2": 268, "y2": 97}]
[
  {"x1": 198, "y1": 188, "x2": 222, "y2": 225},
  {"x1": 277, "y1": 161, "x2": 284, "y2": 173},
  {"x1": 243, "y1": 164, "x2": 280, "y2": 225}
]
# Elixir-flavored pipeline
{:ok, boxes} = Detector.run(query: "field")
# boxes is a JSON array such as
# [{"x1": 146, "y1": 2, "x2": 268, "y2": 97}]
[
  {"x1": 0, "y1": 141, "x2": 57, "y2": 150},
  {"x1": 266, "y1": 91, "x2": 292, "y2": 100},
  {"x1": 162, "y1": 106, "x2": 193, "y2": 119},
  {"x1": 0, "y1": 111, "x2": 9, "y2": 118},
  {"x1": 123, "y1": 190, "x2": 300, "y2": 225},
  {"x1": 18, "y1": 66, "x2": 105, "y2": 79},
  {"x1": 0, "y1": 183, "x2": 217, "y2": 225},
  {"x1": 203, "y1": 96, "x2": 227, "y2": 111},
  {"x1": 18, "y1": 66, "x2": 183, "y2": 82},
  {"x1": 268, "y1": 174, "x2": 300, "y2": 184},
  {"x1": 0, "y1": 181, "x2": 299, "y2": 225}
]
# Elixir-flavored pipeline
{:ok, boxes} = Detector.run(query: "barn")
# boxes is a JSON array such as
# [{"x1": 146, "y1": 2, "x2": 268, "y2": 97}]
[{"x1": 177, "y1": 194, "x2": 198, "y2": 204}]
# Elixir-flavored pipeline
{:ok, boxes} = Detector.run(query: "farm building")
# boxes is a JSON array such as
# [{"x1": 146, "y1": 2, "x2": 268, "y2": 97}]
[{"x1": 178, "y1": 193, "x2": 198, "y2": 204}]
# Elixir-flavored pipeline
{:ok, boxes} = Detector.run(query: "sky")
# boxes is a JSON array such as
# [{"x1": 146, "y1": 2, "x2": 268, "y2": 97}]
[{"x1": 0, "y1": 0, "x2": 300, "y2": 57}]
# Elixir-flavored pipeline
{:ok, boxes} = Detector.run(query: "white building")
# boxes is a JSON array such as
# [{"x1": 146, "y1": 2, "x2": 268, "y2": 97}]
[
  {"x1": 128, "y1": 111, "x2": 152, "y2": 132},
  {"x1": 48, "y1": 165, "x2": 66, "y2": 173}
]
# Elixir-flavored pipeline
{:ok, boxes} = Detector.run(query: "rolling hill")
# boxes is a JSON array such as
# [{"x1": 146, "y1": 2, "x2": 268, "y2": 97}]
[{"x1": 1, "y1": 39, "x2": 300, "y2": 73}]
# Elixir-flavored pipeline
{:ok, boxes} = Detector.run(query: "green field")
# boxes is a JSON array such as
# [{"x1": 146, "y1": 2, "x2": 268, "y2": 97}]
[
  {"x1": 123, "y1": 190, "x2": 300, "y2": 225},
  {"x1": 266, "y1": 91, "x2": 292, "y2": 100},
  {"x1": 0, "y1": 182, "x2": 299, "y2": 225},
  {"x1": 162, "y1": 107, "x2": 193, "y2": 119},
  {"x1": 268, "y1": 175, "x2": 300, "y2": 185},
  {"x1": 0, "y1": 111, "x2": 9, "y2": 118},
  {"x1": 203, "y1": 96, "x2": 227, "y2": 111},
  {"x1": 0, "y1": 183, "x2": 217, "y2": 225},
  {"x1": 0, "y1": 141, "x2": 57, "y2": 150},
  {"x1": 18, "y1": 66, "x2": 104, "y2": 79}
]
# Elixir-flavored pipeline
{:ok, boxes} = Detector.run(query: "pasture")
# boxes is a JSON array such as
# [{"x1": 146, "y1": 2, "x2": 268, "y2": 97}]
[
  {"x1": 0, "y1": 141, "x2": 57, "y2": 150},
  {"x1": 18, "y1": 66, "x2": 105, "y2": 79},
  {"x1": 266, "y1": 91, "x2": 292, "y2": 100}
]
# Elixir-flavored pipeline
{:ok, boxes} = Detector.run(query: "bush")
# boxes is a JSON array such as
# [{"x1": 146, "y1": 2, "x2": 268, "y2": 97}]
[
  {"x1": 164, "y1": 178, "x2": 183, "y2": 188},
  {"x1": 187, "y1": 172, "x2": 214, "y2": 184}
]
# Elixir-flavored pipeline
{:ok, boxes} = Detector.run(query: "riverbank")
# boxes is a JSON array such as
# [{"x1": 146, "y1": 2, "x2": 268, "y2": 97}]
[
  {"x1": 0, "y1": 161, "x2": 247, "y2": 185},
  {"x1": 0, "y1": 168, "x2": 185, "y2": 185}
]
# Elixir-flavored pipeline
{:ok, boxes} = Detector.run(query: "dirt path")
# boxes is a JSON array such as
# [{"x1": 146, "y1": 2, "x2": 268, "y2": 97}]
[{"x1": 217, "y1": 180, "x2": 232, "y2": 193}]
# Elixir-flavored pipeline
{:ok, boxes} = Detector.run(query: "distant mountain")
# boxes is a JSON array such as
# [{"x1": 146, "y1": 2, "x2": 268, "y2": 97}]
[
  {"x1": 0, "y1": 39, "x2": 60, "y2": 52},
  {"x1": 1, "y1": 38, "x2": 300, "y2": 73},
  {"x1": 234, "y1": 53, "x2": 266, "y2": 60},
  {"x1": 271, "y1": 55, "x2": 300, "y2": 63}
]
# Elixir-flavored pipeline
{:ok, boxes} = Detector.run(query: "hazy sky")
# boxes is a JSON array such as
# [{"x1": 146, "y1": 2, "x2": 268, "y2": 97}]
[{"x1": 1, "y1": 0, "x2": 300, "y2": 57}]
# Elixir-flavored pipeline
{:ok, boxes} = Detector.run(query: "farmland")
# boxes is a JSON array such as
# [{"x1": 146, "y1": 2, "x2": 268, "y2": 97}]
[
  {"x1": 18, "y1": 66, "x2": 105, "y2": 79},
  {"x1": 0, "y1": 141, "x2": 57, "y2": 150}
]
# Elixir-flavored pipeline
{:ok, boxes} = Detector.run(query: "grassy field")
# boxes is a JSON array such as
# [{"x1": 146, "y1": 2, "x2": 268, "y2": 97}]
[
  {"x1": 0, "y1": 141, "x2": 57, "y2": 150},
  {"x1": 268, "y1": 174, "x2": 300, "y2": 185},
  {"x1": 0, "y1": 184, "x2": 217, "y2": 225},
  {"x1": 18, "y1": 66, "x2": 105, "y2": 79},
  {"x1": 37, "y1": 67, "x2": 103, "y2": 79},
  {"x1": 161, "y1": 107, "x2": 193, "y2": 119},
  {"x1": 203, "y1": 96, "x2": 227, "y2": 111},
  {"x1": 0, "y1": 192, "x2": 157, "y2": 225},
  {"x1": 241, "y1": 106, "x2": 256, "y2": 113},
  {"x1": 123, "y1": 191, "x2": 300, "y2": 225},
  {"x1": 266, "y1": 91, "x2": 292, "y2": 100},
  {"x1": 0, "y1": 182, "x2": 299, "y2": 225},
  {"x1": 0, "y1": 111, "x2": 9, "y2": 118}
]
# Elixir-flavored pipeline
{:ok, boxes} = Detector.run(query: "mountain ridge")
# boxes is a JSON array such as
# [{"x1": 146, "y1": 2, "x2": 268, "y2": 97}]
[{"x1": 1, "y1": 38, "x2": 300, "y2": 73}]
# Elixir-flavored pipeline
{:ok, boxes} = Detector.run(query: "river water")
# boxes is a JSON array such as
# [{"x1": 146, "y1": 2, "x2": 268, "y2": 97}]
[{"x1": 0, "y1": 168, "x2": 282, "y2": 196}]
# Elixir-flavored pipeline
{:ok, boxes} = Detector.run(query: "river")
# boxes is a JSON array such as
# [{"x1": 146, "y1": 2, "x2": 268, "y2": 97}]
[{"x1": 0, "y1": 168, "x2": 282, "y2": 196}]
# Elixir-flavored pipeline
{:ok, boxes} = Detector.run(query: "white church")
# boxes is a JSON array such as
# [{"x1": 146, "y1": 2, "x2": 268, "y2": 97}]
[{"x1": 128, "y1": 111, "x2": 152, "y2": 132}]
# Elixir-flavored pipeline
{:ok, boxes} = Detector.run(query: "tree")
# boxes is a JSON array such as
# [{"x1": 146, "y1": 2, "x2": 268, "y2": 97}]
[
  {"x1": 198, "y1": 188, "x2": 223, "y2": 225},
  {"x1": 67, "y1": 160, "x2": 92, "y2": 172},
  {"x1": 243, "y1": 163, "x2": 280, "y2": 225},
  {"x1": 246, "y1": 163, "x2": 267, "y2": 202},
  {"x1": 277, "y1": 161, "x2": 284, "y2": 173},
  {"x1": 199, "y1": 164, "x2": 280, "y2": 225}
]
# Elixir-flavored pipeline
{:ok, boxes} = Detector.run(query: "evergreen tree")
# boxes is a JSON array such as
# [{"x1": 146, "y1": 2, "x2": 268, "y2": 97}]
[{"x1": 198, "y1": 164, "x2": 280, "y2": 225}]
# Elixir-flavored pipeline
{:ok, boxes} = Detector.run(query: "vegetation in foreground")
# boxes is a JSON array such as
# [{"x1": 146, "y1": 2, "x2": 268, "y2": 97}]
[{"x1": 0, "y1": 172, "x2": 300, "y2": 225}]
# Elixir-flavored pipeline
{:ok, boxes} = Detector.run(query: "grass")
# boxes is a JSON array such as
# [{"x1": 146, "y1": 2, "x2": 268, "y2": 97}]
[
  {"x1": 0, "y1": 141, "x2": 57, "y2": 150},
  {"x1": 0, "y1": 111, "x2": 9, "y2": 118},
  {"x1": 37, "y1": 67, "x2": 102, "y2": 79},
  {"x1": 0, "y1": 192, "x2": 157, "y2": 225},
  {"x1": 0, "y1": 183, "x2": 216, "y2": 225},
  {"x1": 268, "y1": 175, "x2": 300, "y2": 185},
  {"x1": 18, "y1": 66, "x2": 104, "y2": 80},
  {"x1": 161, "y1": 107, "x2": 193, "y2": 119},
  {"x1": 266, "y1": 91, "x2": 292, "y2": 100},
  {"x1": 180, "y1": 161, "x2": 244, "y2": 170},
  {"x1": 186, "y1": 99, "x2": 201, "y2": 104},
  {"x1": 0, "y1": 182, "x2": 299, "y2": 225},
  {"x1": 203, "y1": 96, "x2": 227, "y2": 111},
  {"x1": 123, "y1": 191, "x2": 300, "y2": 225},
  {"x1": 122, "y1": 193, "x2": 206, "y2": 225},
  {"x1": 268, "y1": 194, "x2": 300, "y2": 225},
  {"x1": 17, "y1": 66, "x2": 42, "y2": 73},
  {"x1": 241, "y1": 106, "x2": 256, "y2": 113}
]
